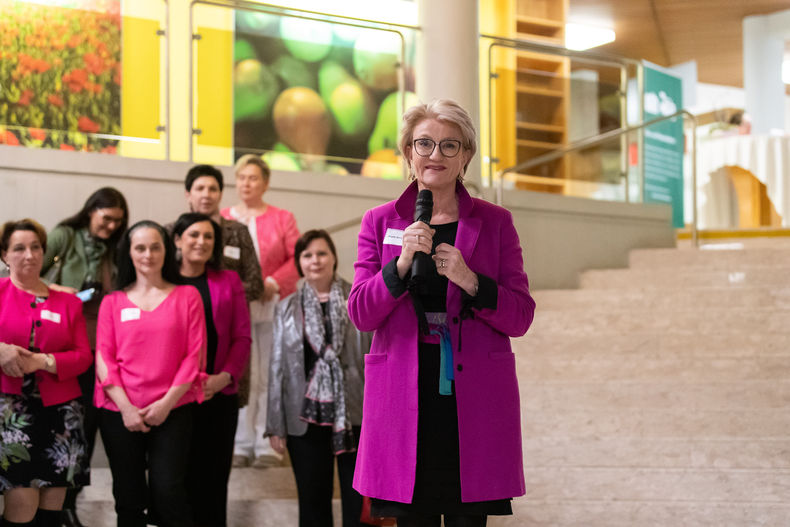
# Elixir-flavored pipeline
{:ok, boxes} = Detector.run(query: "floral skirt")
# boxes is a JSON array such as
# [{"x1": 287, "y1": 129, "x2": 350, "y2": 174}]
[{"x1": 0, "y1": 375, "x2": 89, "y2": 490}]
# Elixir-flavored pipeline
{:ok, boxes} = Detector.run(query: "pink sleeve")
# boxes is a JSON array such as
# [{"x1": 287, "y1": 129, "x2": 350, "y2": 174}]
[
  {"x1": 347, "y1": 209, "x2": 404, "y2": 332},
  {"x1": 217, "y1": 273, "x2": 251, "y2": 382},
  {"x1": 171, "y1": 287, "x2": 206, "y2": 400},
  {"x1": 54, "y1": 296, "x2": 93, "y2": 381},
  {"x1": 219, "y1": 207, "x2": 233, "y2": 221},
  {"x1": 269, "y1": 210, "x2": 300, "y2": 296},
  {"x1": 95, "y1": 295, "x2": 122, "y2": 389}
]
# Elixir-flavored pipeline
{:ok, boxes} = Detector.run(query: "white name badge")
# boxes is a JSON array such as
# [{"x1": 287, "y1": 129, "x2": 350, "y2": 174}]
[
  {"x1": 121, "y1": 307, "x2": 141, "y2": 322},
  {"x1": 40, "y1": 310, "x2": 61, "y2": 324},
  {"x1": 383, "y1": 228, "x2": 404, "y2": 246},
  {"x1": 224, "y1": 245, "x2": 241, "y2": 260}
]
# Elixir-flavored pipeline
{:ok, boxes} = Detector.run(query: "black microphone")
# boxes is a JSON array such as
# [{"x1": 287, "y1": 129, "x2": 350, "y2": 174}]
[{"x1": 410, "y1": 189, "x2": 433, "y2": 285}]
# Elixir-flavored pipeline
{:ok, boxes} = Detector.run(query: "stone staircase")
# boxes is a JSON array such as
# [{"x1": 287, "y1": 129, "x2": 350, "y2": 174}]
[{"x1": 503, "y1": 245, "x2": 790, "y2": 526}]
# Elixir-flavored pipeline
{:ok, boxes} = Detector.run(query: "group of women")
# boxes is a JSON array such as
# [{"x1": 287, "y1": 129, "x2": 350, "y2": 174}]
[{"x1": 0, "y1": 99, "x2": 535, "y2": 527}]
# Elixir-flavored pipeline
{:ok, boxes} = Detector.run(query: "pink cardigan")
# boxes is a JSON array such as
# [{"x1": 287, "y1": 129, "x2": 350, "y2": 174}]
[
  {"x1": 348, "y1": 181, "x2": 536, "y2": 503},
  {"x1": 221, "y1": 205, "x2": 300, "y2": 297},
  {"x1": 94, "y1": 286, "x2": 206, "y2": 411},
  {"x1": 205, "y1": 268, "x2": 251, "y2": 394},
  {"x1": 0, "y1": 278, "x2": 92, "y2": 406}
]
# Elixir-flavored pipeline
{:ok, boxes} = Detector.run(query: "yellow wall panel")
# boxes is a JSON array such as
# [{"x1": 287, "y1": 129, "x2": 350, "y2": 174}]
[
  {"x1": 121, "y1": 16, "x2": 160, "y2": 139},
  {"x1": 195, "y1": 26, "x2": 233, "y2": 149}
]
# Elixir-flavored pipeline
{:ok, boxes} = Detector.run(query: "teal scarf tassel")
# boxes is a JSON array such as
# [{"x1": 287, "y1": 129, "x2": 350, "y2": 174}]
[{"x1": 431, "y1": 325, "x2": 454, "y2": 395}]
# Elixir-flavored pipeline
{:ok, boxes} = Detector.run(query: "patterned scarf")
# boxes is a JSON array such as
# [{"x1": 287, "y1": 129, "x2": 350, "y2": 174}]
[{"x1": 299, "y1": 278, "x2": 355, "y2": 454}]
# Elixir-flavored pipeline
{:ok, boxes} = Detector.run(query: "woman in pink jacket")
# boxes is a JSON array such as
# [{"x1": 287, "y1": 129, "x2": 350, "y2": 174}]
[
  {"x1": 95, "y1": 221, "x2": 206, "y2": 527},
  {"x1": 221, "y1": 154, "x2": 300, "y2": 467},
  {"x1": 0, "y1": 219, "x2": 92, "y2": 527},
  {"x1": 348, "y1": 100, "x2": 536, "y2": 526},
  {"x1": 172, "y1": 213, "x2": 251, "y2": 527}
]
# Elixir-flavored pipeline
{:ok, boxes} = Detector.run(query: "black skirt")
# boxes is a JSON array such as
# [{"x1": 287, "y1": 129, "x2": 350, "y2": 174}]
[
  {"x1": 371, "y1": 343, "x2": 512, "y2": 518},
  {"x1": 0, "y1": 375, "x2": 90, "y2": 490}
]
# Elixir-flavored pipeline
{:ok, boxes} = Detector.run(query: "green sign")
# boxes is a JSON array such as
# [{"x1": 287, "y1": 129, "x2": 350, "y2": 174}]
[{"x1": 643, "y1": 63, "x2": 684, "y2": 228}]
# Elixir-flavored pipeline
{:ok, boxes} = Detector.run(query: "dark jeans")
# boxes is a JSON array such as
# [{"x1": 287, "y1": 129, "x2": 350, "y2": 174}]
[
  {"x1": 186, "y1": 393, "x2": 238, "y2": 527},
  {"x1": 63, "y1": 364, "x2": 98, "y2": 510},
  {"x1": 99, "y1": 405, "x2": 194, "y2": 527},
  {"x1": 287, "y1": 424, "x2": 364, "y2": 527},
  {"x1": 397, "y1": 516, "x2": 487, "y2": 527}
]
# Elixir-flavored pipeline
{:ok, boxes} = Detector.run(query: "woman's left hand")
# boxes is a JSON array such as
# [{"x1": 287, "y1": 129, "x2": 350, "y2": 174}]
[
  {"x1": 203, "y1": 373, "x2": 231, "y2": 400},
  {"x1": 432, "y1": 243, "x2": 478, "y2": 296},
  {"x1": 139, "y1": 399, "x2": 172, "y2": 427}
]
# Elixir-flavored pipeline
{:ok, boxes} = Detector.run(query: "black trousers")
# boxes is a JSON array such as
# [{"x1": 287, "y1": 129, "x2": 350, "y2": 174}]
[
  {"x1": 63, "y1": 365, "x2": 99, "y2": 509},
  {"x1": 99, "y1": 405, "x2": 194, "y2": 527},
  {"x1": 287, "y1": 424, "x2": 364, "y2": 527},
  {"x1": 396, "y1": 515, "x2": 487, "y2": 527},
  {"x1": 186, "y1": 393, "x2": 239, "y2": 527}
]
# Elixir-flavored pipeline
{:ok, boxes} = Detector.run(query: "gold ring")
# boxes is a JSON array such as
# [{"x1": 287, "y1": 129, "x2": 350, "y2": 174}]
[{"x1": 440, "y1": 259, "x2": 446, "y2": 268}]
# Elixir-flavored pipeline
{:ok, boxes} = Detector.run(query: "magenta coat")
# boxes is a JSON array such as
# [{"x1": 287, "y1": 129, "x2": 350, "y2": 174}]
[
  {"x1": 0, "y1": 277, "x2": 92, "y2": 406},
  {"x1": 205, "y1": 268, "x2": 252, "y2": 395},
  {"x1": 348, "y1": 181, "x2": 536, "y2": 503}
]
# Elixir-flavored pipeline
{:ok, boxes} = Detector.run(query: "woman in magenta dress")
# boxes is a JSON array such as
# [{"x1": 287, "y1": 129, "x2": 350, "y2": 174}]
[
  {"x1": 95, "y1": 221, "x2": 206, "y2": 527},
  {"x1": 172, "y1": 212, "x2": 251, "y2": 527}
]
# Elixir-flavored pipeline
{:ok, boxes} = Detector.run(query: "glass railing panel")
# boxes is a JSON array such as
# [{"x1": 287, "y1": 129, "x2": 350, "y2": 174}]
[
  {"x1": 191, "y1": 2, "x2": 416, "y2": 178},
  {"x1": 0, "y1": 0, "x2": 167, "y2": 159}
]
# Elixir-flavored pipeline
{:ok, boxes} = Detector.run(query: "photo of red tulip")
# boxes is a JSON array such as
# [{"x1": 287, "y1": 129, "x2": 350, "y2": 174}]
[{"x1": 0, "y1": 0, "x2": 121, "y2": 152}]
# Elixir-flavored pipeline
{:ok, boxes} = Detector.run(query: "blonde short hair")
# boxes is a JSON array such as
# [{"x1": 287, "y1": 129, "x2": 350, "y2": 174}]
[
  {"x1": 234, "y1": 154, "x2": 271, "y2": 181},
  {"x1": 398, "y1": 99, "x2": 477, "y2": 180}
]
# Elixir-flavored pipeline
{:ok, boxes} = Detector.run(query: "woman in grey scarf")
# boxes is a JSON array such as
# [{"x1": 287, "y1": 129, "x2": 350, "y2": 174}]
[{"x1": 265, "y1": 230, "x2": 373, "y2": 527}]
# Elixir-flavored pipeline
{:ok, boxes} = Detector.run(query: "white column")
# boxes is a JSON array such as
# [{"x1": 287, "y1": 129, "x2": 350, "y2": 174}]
[
  {"x1": 743, "y1": 12, "x2": 788, "y2": 134},
  {"x1": 417, "y1": 0, "x2": 481, "y2": 185}
]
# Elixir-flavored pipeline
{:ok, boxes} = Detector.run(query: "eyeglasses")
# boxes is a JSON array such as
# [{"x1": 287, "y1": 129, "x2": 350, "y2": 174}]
[{"x1": 412, "y1": 138, "x2": 463, "y2": 158}]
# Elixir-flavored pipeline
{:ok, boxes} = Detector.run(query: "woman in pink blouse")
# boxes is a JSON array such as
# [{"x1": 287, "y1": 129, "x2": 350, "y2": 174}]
[
  {"x1": 0, "y1": 219, "x2": 92, "y2": 527},
  {"x1": 95, "y1": 221, "x2": 206, "y2": 527},
  {"x1": 221, "y1": 154, "x2": 300, "y2": 467},
  {"x1": 172, "y1": 213, "x2": 251, "y2": 527}
]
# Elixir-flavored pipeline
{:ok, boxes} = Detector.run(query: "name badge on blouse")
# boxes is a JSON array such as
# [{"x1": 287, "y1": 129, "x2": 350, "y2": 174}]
[
  {"x1": 121, "y1": 307, "x2": 141, "y2": 322},
  {"x1": 383, "y1": 228, "x2": 404, "y2": 246},
  {"x1": 224, "y1": 245, "x2": 241, "y2": 260},
  {"x1": 40, "y1": 310, "x2": 61, "y2": 324}
]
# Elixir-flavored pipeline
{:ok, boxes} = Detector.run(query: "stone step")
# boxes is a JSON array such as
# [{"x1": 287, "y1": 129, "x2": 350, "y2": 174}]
[
  {"x1": 579, "y1": 267, "x2": 790, "y2": 289},
  {"x1": 628, "y1": 247, "x2": 790, "y2": 270},
  {"x1": 521, "y1": 467, "x2": 790, "y2": 504},
  {"x1": 532, "y1": 285, "x2": 790, "y2": 311},
  {"x1": 516, "y1": 355, "x2": 790, "y2": 382},
  {"x1": 520, "y1": 381, "x2": 790, "y2": 410},
  {"x1": 507, "y1": 497, "x2": 790, "y2": 526},
  {"x1": 516, "y1": 332, "x2": 790, "y2": 357},
  {"x1": 528, "y1": 306, "x2": 790, "y2": 336},
  {"x1": 522, "y1": 437, "x2": 790, "y2": 470},
  {"x1": 524, "y1": 408, "x2": 790, "y2": 438}
]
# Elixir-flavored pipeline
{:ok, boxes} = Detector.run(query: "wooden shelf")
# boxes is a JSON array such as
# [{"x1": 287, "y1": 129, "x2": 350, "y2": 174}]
[
  {"x1": 517, "y1": 121, "x2": 565, "y2": 133},
  {"x1": 516, "y1": 85, "x2": 565, "y2": 98},
  {"x1": 516, "y1": 15, "x2": 563, "y2": 29},
  {"x1": 516, "y1": 139, "x2": 562, "y2": 149},
  {"x1": 505, "y1": 173, "x2": 567, "y2": 186},
  {"x1": 515, "y1": 32, "x2": 564, "y2": 46}
]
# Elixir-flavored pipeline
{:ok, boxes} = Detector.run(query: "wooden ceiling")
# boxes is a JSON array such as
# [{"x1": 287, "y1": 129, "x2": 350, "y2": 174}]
[{"x1": 569, "y1": 0, "x2": 790, "y2": 87}]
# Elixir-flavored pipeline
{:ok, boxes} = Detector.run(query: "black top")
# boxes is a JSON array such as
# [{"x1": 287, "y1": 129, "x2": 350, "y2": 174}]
[
  {"x1": 181, "y1": 273, "x2": 218, "y2": 374},
  {"x1": 303, "y1": 301, "x2": 331, "y2": 378},
  {"x1": 418, "y1": 222, "x2": 458, "y2": 312}
]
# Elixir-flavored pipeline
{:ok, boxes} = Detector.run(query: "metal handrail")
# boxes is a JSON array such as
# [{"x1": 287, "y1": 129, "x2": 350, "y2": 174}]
[
  {"x1": 188, "y1": 0, "x2": 415, "y2": 163},
  {"x1": 497, "y1": 109, "x2": 699, "y2": 246}
]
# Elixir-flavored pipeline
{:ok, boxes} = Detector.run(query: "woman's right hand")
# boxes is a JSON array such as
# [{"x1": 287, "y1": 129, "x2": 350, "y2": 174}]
[
  {"x1": 396, "y1": 221, "x2": 436, "y2": 279},
  {"x1": 269, "y1": 436, "x2": 286, "y2": 455},
  {"x1": 0, "y1": 343, "x2": 32, "y2": 377},
  {"x1": 120, "y1": 405, "x2": 150, "y2": 433}
]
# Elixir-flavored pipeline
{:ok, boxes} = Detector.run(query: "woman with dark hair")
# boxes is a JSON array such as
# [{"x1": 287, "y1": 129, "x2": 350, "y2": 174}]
[
  {"x1": 0, "y1": 219, "x2": 92, "y2": 527},
  {"x1": 266, "y1": 229, "x2": 372, "y2": 527},
  {"x1": 40, "y1": 187, "x2": 128, "y2": 527},
  {"x1": 95, "y1": 221, "x2": 205, "y2": 527},
  {"x1": 172, "y1": 213, "x2": 251, "y2": 527}
]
